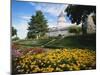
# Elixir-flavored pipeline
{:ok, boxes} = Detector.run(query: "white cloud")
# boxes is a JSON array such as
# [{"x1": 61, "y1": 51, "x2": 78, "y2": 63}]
[
  {"x1": 19, "y1": 15, "x2": 31, "y2": 21},
  {"x1": 13, "y1": 22, "x2": 28, "y2": 39},
  {"x1": 48, "y1": 22, "x2": 57, "y2": 28},
  {"x1": 30, "y1": 2, "x2": 69, "y2": 28},
  {"x1": 21, "y1": 16, "x2": 31, "y2": 20},
  {"x1": 30, "y1": 2, "x2": 68, "y2": 17}
]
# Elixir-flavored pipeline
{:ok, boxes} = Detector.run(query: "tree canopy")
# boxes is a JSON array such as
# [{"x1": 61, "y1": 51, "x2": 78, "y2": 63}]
[
  {"x1": 27, "y1": 10, "x2": 48, "y2": 39},
  {"x1": 68, "y1": 26, "x2": 82, "y2": 34},
  {"x1": 12, "y1": 26, "x2": 17, "y2": 37},
  {"x1": 65, "y1": 5, "x2": 96, "y2": 34},
  {"x1": 65, "y1": 5, "x2": 96, "y2": 25}
]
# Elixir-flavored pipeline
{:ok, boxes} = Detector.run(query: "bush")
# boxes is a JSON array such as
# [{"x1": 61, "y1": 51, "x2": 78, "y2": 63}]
[
  {"x1": 68, "y1": 26, "x2": 82, "y2": 34},
  {"x1": 12, "y1": 37, "x2": 20, "y2": 41}
]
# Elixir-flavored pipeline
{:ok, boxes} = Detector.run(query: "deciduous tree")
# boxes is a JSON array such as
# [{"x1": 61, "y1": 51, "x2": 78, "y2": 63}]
[{"x1": 65, "y1": 5, "x2": 96, "y2": 34}]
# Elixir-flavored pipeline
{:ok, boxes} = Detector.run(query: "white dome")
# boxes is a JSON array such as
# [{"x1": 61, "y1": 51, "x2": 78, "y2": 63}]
[{"x1": 57, "y1": 11, "x2": 67, "y2": 28}]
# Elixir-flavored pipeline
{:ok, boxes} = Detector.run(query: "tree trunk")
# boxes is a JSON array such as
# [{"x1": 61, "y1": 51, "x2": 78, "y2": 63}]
[
  {"x1": 81, "y1": 11, "x2": 88, "y2": 35},
  {"x1": 82, "y1": 18, "x2": 87, "y2": 35}
]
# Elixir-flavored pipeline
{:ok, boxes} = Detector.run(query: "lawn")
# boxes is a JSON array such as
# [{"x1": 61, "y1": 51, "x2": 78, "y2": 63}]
[
  {"x1": 44, "y1": 34, "x2": 96, "y2": 50},
  {"x1": 13, "y1": 38, "x2": 53, "y2": 48},
  {"x1": 13, "y1": 33, "x2": 96, "y2": 50}
]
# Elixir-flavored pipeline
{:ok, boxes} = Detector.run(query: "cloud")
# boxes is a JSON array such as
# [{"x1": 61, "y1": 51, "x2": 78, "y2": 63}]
[
  {"x1": 30, "y1": 2, "x2": 68, "y2": 17},
  {"x1": 18, "y1": 15, "x2": 31, "y2": 22},
  {"x1": 13, "y1": 22, "x2": 28, "y2": 39},
  {"x1": 47, "y1": 22, "x2": 57, "y2": 28},
  {"x1": 20, "y1": 16, "x2": 31, "y2": 21},
  {"x1": 30, "y1": 2, "x2": 69, "y2": 28},
  {"x1": 12, "y1": 14, "x2": 30, "y2": 39}
]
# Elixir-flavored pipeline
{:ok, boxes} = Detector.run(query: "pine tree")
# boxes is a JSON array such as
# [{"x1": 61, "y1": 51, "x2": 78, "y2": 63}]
[
  {"x1": 27, "y1": 10, "x2": 48, "y2": 39},
  {"x1": 12, "y1": 26, "x2": 17, "y2": 37}
]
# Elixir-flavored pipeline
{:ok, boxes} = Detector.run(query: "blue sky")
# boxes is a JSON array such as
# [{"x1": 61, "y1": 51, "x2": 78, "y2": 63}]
[{"x1": 12, "y1": 0, "x2": 71, "y2": 39}]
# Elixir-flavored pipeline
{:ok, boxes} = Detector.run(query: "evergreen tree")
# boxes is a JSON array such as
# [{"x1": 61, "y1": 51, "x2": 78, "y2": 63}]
[
  {"x1": 27, "y1": 10, "x2": 48, "y2": 39},
  {"x1": 12, "y1": 26, "x2": 17, "y2": 37}
]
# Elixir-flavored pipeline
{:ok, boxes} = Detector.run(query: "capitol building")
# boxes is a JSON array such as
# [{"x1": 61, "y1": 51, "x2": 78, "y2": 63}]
[
  {"x1": 46, "y1": 11, "x2": 75, "y2": 37},
  {"x1": 46, "y1": 11, "x2": 96, "y2": 37}
]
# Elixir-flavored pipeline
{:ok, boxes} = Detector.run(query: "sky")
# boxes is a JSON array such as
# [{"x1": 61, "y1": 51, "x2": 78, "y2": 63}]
[{"x1": 12, "y1": 0, "x2": 72, "y2": 39}]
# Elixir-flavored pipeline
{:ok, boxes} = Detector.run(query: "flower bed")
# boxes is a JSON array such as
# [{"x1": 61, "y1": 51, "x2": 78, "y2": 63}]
[{"x1": 12, "y1": 47, "x2": 96, "y2": 74}]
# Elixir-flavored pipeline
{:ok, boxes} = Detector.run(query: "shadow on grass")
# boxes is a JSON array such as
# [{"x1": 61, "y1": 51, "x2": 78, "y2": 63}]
[
  {"x1": 13, "y1": 33, "x2": 96, "y2": 50},
  {"x1": 44, "y1": 33, "x2": 96, "y2": 50}
]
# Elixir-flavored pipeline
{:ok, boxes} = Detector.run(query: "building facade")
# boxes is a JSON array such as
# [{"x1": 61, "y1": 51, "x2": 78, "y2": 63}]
[{"x1": 46, "y1": 11, "x2": 75, "y2": 37}]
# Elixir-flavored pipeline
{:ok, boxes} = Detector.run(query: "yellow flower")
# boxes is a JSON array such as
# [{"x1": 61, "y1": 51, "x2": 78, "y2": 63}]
[
  {"x1": 66, "y1": 64, "x2": 70, "y2": 68},
  {"x1": 47, "y1": 67, "x2": 54, "y2": 72},
  {"x1": 59, "y1": 64, "x2": 65, "y2": 68},
  {"x1": 31, "y1": 61, "x2": 36, "y2": 65},
  {"x1": 14, "y1": 48, "x2": 96, "y2": 73},
  {"x1": 69, "y1": 67, "x2": 73, "y2": 71},
  {"x1": 56, "y1": 67, "x2": 61, "y2": 71},
  {"x1": 41, "y1": 63, "x2": 44, "y2": 65},
  {"x1": 47, "y1": 61, "x2": 50, "y2": 64}
]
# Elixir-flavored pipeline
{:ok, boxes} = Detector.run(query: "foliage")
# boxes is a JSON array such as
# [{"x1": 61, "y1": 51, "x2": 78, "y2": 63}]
[
  {"x1": 27, "y1": 10, "x2": 48, "y2": 39},
  {"x1": 65, "y1": 5, "x2": 96, "y2": 25},
  {"x1": 12, "y1": 37, "x2": 20, "y2": 41},
  {"x1": 12, "y1": 26, "x2": 17, "y2": 37},
  {"x1": 68, "y1": 26, "x2": 82, "y2": 34},
  {"x1": 65, "y1": 5, "x2": 96, "y2": 34},
  {"x1": 12, "y1": 47, "x2": 96, "y2": 74}
]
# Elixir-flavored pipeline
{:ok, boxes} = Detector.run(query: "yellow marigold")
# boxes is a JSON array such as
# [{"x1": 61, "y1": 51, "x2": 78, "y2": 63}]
[
  {"x1": 56, "y1": 67, "x2": 61, "y2": 71},
  {"x1": 66, "y1": 64, "x2": 70, "y2": 68},
  {"x1": 59, "y1": 64, "x2": 66, "y2": 68},
  {"x1": 41, "y1": 62, "x2": 44, "y2": 65},
  {"x1": 47, "y1": 67, "x2": 54, "y2": 72}
]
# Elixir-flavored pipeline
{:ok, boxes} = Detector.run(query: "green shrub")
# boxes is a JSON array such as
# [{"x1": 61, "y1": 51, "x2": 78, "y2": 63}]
[
  {"x1": 12, "y1": 37, "x2": 20, "y2": 41},
  {"x1": 68, "y1": 26, "x2": 82, "y2": 34}
]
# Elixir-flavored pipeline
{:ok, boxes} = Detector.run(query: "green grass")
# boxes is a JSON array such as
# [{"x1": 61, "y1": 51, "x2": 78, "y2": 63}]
[
  {"x1": 13, "y1": 34, "x2": 96, "y2": 50},
  {"x1": 14, "y1": 39, "x2": 52, "y2": 47},
  {"x1": 44, "y1": 34, "x2": 96, "y2": 50}
]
